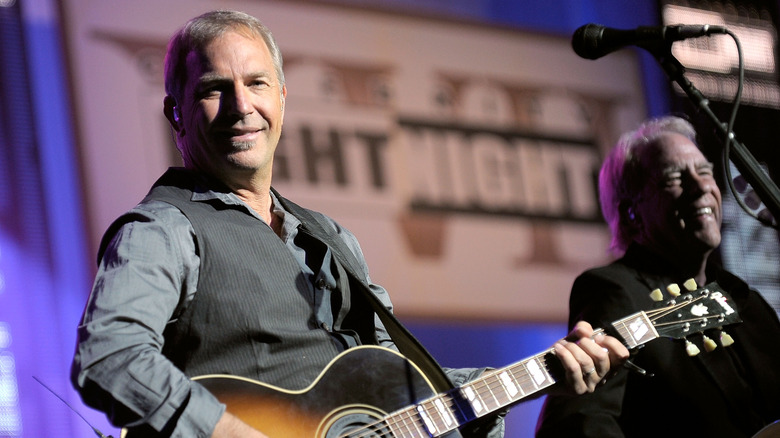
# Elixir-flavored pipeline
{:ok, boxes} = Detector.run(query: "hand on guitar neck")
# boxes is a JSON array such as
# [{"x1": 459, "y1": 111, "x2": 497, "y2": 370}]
[{"x1": 551, "y1": 320, "x2": 630, "y2": 395}]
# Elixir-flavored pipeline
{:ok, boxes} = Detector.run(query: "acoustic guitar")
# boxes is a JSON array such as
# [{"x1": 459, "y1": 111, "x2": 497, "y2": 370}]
[{"x1": 191, "y1": 281, "x2": 741, "y2": 437}]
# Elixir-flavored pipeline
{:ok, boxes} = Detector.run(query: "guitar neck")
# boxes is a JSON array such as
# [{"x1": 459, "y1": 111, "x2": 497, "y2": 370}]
[
  {"x1": 382, "y1": 311, "x2": 659, "y2": 437},
  {"x1": 382, "y1": 349, "x2": 557, "y2": 436},
  {"x1": 611, "y1": 311, "x2": 660, "y2": 349}
]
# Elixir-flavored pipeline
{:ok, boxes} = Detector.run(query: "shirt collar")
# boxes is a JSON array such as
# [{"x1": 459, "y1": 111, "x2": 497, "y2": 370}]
[{"x1": 185, "y1": 172, "x2": 301, "y2": 237}]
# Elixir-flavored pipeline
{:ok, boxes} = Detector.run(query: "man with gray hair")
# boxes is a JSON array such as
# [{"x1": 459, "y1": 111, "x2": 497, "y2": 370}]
[
  {"x1": 71, "y1": 10, "x2": 629, "y2": 438},
  {"x1": 536, "y1": 115, "x2": 780, "y2": 437}
]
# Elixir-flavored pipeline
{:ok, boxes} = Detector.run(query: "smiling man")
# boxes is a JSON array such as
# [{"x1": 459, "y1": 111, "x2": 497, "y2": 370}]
[
  {"x1": 535, "y1": 116, "x2": 780, "y2": 438},
  {"x1": 629, "y1": 129, "x2": 722, "y2": 284},
  {"x1": 70, "y1": 10, "x2": 630, "y2": 438}
]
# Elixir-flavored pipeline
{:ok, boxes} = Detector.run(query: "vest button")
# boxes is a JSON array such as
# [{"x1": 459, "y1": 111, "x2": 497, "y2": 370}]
[
  {"x1": 315, "y1": 278, "x2": 327, "y2": 289},
  {"x1": 320, "y1": 322, "x2": 330, "y2": 331}
]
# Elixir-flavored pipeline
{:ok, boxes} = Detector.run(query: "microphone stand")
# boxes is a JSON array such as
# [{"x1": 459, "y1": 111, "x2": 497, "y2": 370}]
[{"x1": 650, "y1": 45, "x2": 780, "y2": 225}]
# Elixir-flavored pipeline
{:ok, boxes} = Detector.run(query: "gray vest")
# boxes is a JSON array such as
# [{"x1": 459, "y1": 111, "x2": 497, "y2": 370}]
[{"x1": 103, "y1": 168, "x2": 377, "y2": 390}]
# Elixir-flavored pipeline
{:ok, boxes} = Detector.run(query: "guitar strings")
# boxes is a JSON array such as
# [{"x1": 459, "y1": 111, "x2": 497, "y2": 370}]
[
  {"x1": 341, "y1": 353, "x2": 553, "y2": 438},
  {"x1": 376, "y1": 291, "x2": 725, "y2": 438},
  {"x1": 337, "y1": 392, "x2": 461, "y2": 437},
  {"x1": 337, "y1": 398, "x2": 428, "y2": 438},
  {"x1": 646, "y1": 295, "x2": 723, "y2": 338},
  {"x1": 347, "y1": 309, "x2": 688, "y2": 438},
  {"x1": 645, "y1": 294, "x2": 724, "y2": 329},
  {"x1": 339, "y1": 395, "x2": 447, "y2": 438}
]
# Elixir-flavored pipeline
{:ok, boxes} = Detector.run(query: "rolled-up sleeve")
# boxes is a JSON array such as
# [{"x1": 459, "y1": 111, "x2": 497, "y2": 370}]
[{"x1": 71, "y1": 201, "x2": 224, "y2": 437}]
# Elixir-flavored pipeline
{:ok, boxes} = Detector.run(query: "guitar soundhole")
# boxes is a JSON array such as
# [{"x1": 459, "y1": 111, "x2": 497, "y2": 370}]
[{"x1": 324, "y1": 411, "x2": 386, "y2": 438}]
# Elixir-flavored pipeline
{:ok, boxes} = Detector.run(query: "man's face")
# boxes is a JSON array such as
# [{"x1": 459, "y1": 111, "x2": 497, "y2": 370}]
[
  {"x1": 633, "y1": 133, "x2": 722, "y2": 259},
  {"x1": 176, "y1": 30, "x2": 286, "y2": 183}
]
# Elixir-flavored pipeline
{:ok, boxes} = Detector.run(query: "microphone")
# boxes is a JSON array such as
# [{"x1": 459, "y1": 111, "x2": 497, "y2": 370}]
[{"x1": 572, "y1": 23, "x2": 727, "y2": 59}]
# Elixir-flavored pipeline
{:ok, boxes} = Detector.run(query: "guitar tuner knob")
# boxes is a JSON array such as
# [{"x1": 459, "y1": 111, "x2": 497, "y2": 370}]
[
  {"x1": 703, "y1": 335, "x2": 718, "y2": 352},
  {"x1": 685, "y1": 340, "x2": 701, "y2": 356},
  {"x1": 720, "y1": 331, "x2": 735, "y2": 347}
]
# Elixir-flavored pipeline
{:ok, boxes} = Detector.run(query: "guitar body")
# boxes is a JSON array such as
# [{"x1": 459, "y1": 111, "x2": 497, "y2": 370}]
[
  {"x1": 754, "y1": 420, "x2": 780, "y2": 438},
  {"x1": 195, "y1": 346, "x2": 438, "y2": 437}
]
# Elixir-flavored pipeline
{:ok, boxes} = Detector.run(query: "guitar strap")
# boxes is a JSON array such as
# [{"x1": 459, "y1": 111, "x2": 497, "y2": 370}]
[{"x1": 274, "y1": 189, "x2": 456, "y2": 394}]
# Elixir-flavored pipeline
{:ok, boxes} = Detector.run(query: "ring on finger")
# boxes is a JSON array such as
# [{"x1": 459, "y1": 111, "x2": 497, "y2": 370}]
[{"x1": 583, "y1": 367, "x2": 596, "y2": 377}]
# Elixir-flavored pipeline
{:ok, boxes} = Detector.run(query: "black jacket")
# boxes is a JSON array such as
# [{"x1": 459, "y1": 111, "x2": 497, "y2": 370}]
[{"x1": 536, "y1": 244, "x2": 780, "y2": 437}]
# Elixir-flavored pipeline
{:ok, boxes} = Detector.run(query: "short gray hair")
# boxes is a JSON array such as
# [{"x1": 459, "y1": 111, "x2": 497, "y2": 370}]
[
  {"x1": 163, "y1": 10, "x2": 285, "y2": 103},
  {"x1": 599, "y1": 115, "x2": 698, "y2": 255}
]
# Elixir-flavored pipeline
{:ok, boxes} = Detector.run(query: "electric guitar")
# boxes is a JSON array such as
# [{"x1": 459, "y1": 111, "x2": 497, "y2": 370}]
[{"x1": 189, "y1": 281, "x2": 742, "y2": 437}]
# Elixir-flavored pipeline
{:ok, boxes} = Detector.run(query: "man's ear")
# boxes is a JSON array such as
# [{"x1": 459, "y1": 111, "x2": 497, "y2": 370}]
[{"x1": 163, "y1": 95, "x2": 183, "y2": 133}]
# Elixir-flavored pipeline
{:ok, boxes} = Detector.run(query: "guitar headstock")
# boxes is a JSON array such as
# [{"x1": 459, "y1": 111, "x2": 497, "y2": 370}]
[
  {"x1": 612, "y1": 280, "x2": 742, "y2": 355},
  {"x1": 650, "y1": 281, "x2": 741, "y2": 348}
]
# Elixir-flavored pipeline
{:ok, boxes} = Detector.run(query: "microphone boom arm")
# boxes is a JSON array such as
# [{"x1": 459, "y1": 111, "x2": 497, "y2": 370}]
[{"x1": 653, "y1": 50, "x2": 780, "y2": 224}]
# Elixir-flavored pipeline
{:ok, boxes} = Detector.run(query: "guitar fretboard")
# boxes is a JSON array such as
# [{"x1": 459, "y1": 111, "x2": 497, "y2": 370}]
[
  {"x1": 611, "y1": 312, "x2": 658, "y2": 349},
  {"x1": 382, "y1": 352, "x2": 556, "y2": 437},
  {"x1": 367, "y1": 283, "x2": 736, "y2": 438}
]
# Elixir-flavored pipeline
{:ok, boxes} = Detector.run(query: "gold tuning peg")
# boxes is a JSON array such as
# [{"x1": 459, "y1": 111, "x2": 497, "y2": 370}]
[
  {"x1": 685, "y1": 340, "x2": 701, "y2": 356},
  {"x1": 649, "y1": 288, "x2": 664, "y2": 302},
  {"x1": 703, "y1": 335, "x2": 717, "y2": 352},
  {"x1": 720, "y1": 331, "x2": 735, "y2": 347},
  {"x1": 683, "y1": 278, "x2": 698, "y2": 291}
]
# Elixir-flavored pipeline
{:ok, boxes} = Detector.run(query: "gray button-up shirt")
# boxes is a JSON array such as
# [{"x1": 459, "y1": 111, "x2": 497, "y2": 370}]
[{"x1": 72, "y1": 187, "x2": 491, "y2": 437}]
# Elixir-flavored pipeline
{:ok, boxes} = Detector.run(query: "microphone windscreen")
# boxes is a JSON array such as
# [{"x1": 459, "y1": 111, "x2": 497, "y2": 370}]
[{"x1": 571, "y1": 24, "x2": 606, "y2": 60}]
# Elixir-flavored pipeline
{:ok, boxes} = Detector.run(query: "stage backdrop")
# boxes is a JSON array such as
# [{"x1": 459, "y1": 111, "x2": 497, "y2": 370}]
[{"x1": 61, "y1": 0, "x2": 646, "y2": 322}]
